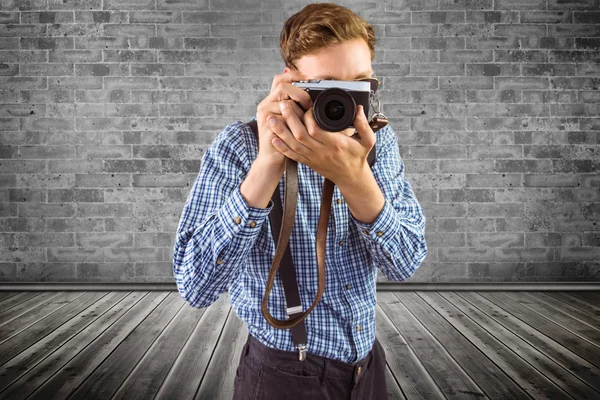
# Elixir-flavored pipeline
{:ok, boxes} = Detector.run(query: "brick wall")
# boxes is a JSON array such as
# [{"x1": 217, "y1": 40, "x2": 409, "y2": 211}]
[{"x1": 0, "y1": 0, "x2": 598, "y2": 283}]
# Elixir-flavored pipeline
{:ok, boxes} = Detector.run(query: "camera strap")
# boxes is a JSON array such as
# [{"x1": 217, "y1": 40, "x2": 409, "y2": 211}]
[{"x1": 246, "y1": 114, "x2": 387, "y2": 361}]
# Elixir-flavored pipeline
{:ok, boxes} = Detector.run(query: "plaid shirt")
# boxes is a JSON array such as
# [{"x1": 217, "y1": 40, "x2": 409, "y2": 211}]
[{"x1": 172, "y1": 120, "x2": 427, "y2": 364}]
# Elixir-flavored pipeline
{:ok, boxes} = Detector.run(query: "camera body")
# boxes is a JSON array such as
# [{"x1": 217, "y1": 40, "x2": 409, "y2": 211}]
[{"x1": 291, "y1": 79, "x2": 371, "y2": 132}]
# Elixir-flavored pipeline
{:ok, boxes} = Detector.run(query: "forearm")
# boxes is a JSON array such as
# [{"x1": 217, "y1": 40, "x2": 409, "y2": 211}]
[
  {"x1": 336, "y1": 164, "x2": 385, "y2": 225},
  {"x1": 240, "y1": 156, "x2": 285, "y2": 209}
]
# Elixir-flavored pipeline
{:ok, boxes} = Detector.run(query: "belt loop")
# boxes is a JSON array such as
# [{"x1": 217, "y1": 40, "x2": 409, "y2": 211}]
[{"x1": 320, "y1": 359, "x2": 329, "y2": 387}]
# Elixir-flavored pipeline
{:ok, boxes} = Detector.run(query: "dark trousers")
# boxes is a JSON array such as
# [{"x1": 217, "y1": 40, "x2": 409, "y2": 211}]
[{"x1": 232, "y1": 333, "x2": 389, "y2": 400}]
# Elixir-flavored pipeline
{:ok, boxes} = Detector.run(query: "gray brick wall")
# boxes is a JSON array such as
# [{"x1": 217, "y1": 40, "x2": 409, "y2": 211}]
[{"x1": 0, "y1": 0, "x2": 598, "y2": 283}]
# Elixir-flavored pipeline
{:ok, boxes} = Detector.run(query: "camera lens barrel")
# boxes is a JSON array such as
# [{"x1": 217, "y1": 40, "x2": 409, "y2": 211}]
[{"x1": 313, "y1": 88, "x2": 357, "y2": 132}]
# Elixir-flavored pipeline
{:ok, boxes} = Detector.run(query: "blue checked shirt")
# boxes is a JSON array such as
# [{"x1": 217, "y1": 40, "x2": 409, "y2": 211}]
[{"x1": 172, "y1": 120, "x2": 427, "y2": 364}]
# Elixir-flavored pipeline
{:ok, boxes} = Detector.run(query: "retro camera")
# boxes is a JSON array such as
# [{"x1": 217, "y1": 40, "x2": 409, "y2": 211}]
[{"x1": 291, "y1": 80, "x2": 371, "y2": 132}]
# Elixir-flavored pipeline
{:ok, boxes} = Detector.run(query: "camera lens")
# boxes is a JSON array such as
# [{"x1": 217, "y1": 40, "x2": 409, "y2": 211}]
[
  {"x1": 313, "y1": 88, "x2": 356, "y2": 132},
  {"x1": 324, "y1": 100, "x2": 345, "y2": 121}
]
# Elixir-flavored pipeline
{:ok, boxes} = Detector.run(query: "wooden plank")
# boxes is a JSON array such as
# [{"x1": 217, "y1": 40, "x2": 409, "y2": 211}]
[
  {"x1": 383, "y1": 363, "x2": 407, "y2": 400},
  {"x1": 1, "y1": 289, "x2": 597, "y2": 399},
  {"x1": 500, "y1": 292, "x2": 600, "y2": 348},
  {"x1": 0, "y1": 292, "x2": 128, "y2": 392},
  {"x1": 69, "y1": 292, "x2": 193, "y2": 400},
  {"x1": 433, "y1": 291, "x2": 595, "y2": 399},
  {"x1": 380, "y1": 283, "x2": 600, "y2": 291},
  {"x1": 155, "y1": 293, "x2": 231, "y2": 400},
  {"x1": 0, "y1": 291, "x2": 86, "y2": 343},
  {"x1": 526, "y1": 292, "x2": 600, "y2": 329},
  {"x1": 562, "y1": 291, "x2": 600, "y2": 309},
  {"x1": 194, "y1": 297, "x2": 248, "y2": 400},
  {"x1": 214, "y1": 313, "x2": 252, "y2": 400},
  {"x1": 0, "y1": 292, "x2": 19, "y2": 304},
  {"x1": 391, "y1": 291, "x2": 529, "y2": 399},
  {"x1": 544, "y1": 292, "x2": 600, "y2": 319},
  {"x1": 109, "y1": 294, "x2": 204, "y2": 399},
  {"x1": 0, "y1": 291, "x2": 154, "y2": 399},
  {"x1": 377, "y1": 292, "x2": 488, "y2": 399},
  {"x1": 0, "y1": 283, "x2": 177, "y2": 291},
  {"x1": 376, "y1": 303, "x2": 435, "y2": 400},
  {"x1": 29, "y1": 291, "x2": 180, "y2": 400},
  {"x1": 0, "y1": 292, "x2": 64, "y2": 327},
  {"x1": 0, "y1": 292, "x2": 43, "y2": 316},
  {"x1": 0, "y1": 291, "x2": 109, "y2": 366},
  {"x1": 463, "y1": 292, "x2": 600, "y2": 385}
]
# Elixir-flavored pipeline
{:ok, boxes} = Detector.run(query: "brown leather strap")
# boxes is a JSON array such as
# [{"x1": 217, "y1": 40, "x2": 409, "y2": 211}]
[
  {"x1": 261, "y1": 157, "x2": 335, "y2": 329},
  {"x1": 369, "y1": 116, "x2": 388, "y2": 134},
  {"x1": 248, "y1": 120, "x2": 308, "y2": 354},
  {"x1": 268, "y1": 163, "x2": 308, "y2": 347},
  {"x1": 251, "y1": 119, "x2": 385, "y2": 330}
]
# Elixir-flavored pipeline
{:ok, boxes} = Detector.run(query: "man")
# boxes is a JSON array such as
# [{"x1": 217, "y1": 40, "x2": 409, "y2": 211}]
[{"x1": 172, "y1": 3, "x2": 427, "y2": 399}]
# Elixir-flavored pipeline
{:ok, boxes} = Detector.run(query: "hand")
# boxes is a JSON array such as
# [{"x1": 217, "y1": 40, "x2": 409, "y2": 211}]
[
  {"x1": 269, "y1": 101, "x2": 377, "y2": 187},
  {"x1": 255, "y1": 70, "x2": 313, "y2": 169}
]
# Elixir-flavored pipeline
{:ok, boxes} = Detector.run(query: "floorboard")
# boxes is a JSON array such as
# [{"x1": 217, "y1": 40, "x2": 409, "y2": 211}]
[{"x1": 0, "y1": 290, "x2": 597, "y2": 400}]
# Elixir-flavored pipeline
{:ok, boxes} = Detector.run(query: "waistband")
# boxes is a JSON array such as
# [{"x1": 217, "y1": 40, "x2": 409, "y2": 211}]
[{"x1": 243, "y1": 333, "x2": 374, "y2": 381}]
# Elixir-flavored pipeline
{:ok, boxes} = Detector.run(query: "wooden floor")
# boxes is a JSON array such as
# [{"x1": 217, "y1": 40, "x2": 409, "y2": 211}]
[{"x1": 0, "y1": 290, "x2": 599, "y2": 400}]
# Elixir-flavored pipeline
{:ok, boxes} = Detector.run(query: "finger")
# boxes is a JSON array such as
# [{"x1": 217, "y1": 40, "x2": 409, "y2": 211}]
[
  {"x1": 352, "y1": 105, "x2": 376, "y2": 147},
  {"x1": 257, "y1": 114, "x2": 281, "y2": 146},
  {"x1": 262, "y1": 114, "x2": 289, "y2": 153},
  {"x1": 262, "y1": 113, "x2": 285, "y2": 129},
  {"x1": 262, "y1": 98, "x2": 305, "y2": 121},
  {"x1": 280, "y1": 100, "x2": 315, "y2": 148},
  {"x1": 268, "y1": 106, "x2": 312, "y2": 154},
  {"x1": 268, "y1": 82, "x2": 312, "y2": 111},
  {"x1": 301, "y1": 108, "x2": 328, "y2": 146},
  {"x1": 271, "y1": 135, "x2": 290, "y2": 154},
  {"x1": 288, "y1": 100, "x2": 306, "y2": 119},
  {"x1": 269, "y1": 69, "x2": 305, "y2": 92}
]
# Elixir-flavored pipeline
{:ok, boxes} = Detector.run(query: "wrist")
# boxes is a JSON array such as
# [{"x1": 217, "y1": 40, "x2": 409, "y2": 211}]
[
  {"x1": 255, "y1": 154, "x2": 285, "y2": 176},
  {"x1": 335, "y1": 162, "x2": 371, "y2": 190}
]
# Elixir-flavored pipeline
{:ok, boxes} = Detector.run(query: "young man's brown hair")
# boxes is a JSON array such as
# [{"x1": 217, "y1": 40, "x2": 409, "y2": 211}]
[{"x1": 279, "y1": 3, "x2": 376, "y2": 70}]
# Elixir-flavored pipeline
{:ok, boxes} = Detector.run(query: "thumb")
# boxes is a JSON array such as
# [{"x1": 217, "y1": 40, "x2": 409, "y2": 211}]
[{"x1": 353, "y1": 105, "x2": 376, "y2": 148}]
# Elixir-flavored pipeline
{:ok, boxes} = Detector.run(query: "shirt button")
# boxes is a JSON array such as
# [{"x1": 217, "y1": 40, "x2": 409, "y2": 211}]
[
  {"x1": 362, "y1": 229, "x2": 369, "y2": 235},
  {"x1": 356, "y1": 325, "x2": 361, "y2": 332},
  {"x1": 336, "y1": 198, "x2": 342, "y2": 204},
  {"x1": 338, "y1": 240, "x2": 343, "y2": 246},
  {"x1": 376, "y1": 231, "x2": 384, "y2": 237},
  {"x1": 356, "y1": 366, "x2": 362, "y2": 375},
  {"x1": 216, "y1": 259, "x2": 224, "y2": 264},
  {"x1": 234, "y1": 216, "x2": 241, "y2": 225},
  {"x1": 249, "y1": 221, "x2": 256, "y2": 228},
  {"x1": 345, "y1": 284, "x2": 350, "y2": 290}
]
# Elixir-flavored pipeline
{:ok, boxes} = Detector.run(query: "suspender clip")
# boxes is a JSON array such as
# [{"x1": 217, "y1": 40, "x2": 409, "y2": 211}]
[{"x1": 297, "y1": 343, "x2": 307, "y2": 361}]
